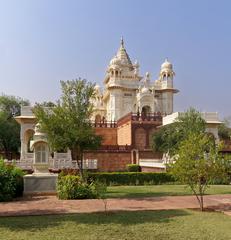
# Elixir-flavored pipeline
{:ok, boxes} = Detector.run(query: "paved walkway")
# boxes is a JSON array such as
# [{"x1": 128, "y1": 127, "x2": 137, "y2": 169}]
[{"x1": 1, "y1": 194, "x2": 231, "y2": 217}]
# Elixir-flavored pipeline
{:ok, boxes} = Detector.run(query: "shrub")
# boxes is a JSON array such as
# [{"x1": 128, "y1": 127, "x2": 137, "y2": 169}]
[
  {"x1": 88, "y1": 172, "x2": 175, "y2": 186},
  {"x1": 57, "y1": 175, "x2": 97, "y2": 199},
  {"x1": 58, "y1": 168, "x2": 79, "y2": 177},
  {"x1": 92, "y1": 180, "x2": 107, "y2": 198},
  {"x1": 126, "y1": 164, "x2": 140, "y2": 172},
  {"x1": 11, "y1": 166, "x2": 24, "y2": 198},
  {"x1": 0, "y1": 160, "x2": 24, "y2": 201}
]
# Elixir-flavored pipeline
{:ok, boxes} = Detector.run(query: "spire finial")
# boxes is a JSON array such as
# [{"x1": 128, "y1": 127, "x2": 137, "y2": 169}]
[{"x1": 120, "y1": 36, "x2": 124, "y2": 48}]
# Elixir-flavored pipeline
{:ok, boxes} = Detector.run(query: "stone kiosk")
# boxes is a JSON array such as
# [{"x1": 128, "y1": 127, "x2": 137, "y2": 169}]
[{"x1": 23, "y1": 123, "x2": 58, "y2": 194}]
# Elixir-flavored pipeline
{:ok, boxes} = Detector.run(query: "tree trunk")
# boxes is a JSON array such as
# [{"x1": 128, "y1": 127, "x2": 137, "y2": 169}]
[
  {"x1": 2, "y1": 141, "x2": 8, "y2": 159},
  {"x1": 190, "y1": 185, "x2": 204, "y2": 211},
  {"x1": 199, "y1": 183, "x2": 204, "y2": 211},
  {"x1": 79, "y1": 151, "x2": 84, "y2": 179},
  {"x1": 71, "y1": 147, "x2": 83, "y2": 179},
  {"x1": 200, "y1": 194, "x2": 204, "y2": 211}
]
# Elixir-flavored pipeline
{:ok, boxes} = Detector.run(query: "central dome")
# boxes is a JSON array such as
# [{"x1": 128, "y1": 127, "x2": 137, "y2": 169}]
[{"x1": 109, "y1": 38, "x2": 133, "y2": 68}]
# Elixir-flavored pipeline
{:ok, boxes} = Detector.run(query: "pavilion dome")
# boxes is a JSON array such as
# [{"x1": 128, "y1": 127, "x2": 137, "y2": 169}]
[
  {"x1": 110, "y1": 55, "x2": 121, "y2": 66},
  {"x1": 94, "y1": 84, "x2": 100, "y2": 90},
  {"x1": 94, "y1": 84, "x2": 101, "y2": 95},
  {"x1": 34, "y1": 123, "x2": 46, "y2": 137},
  {"x1": 161, "y1": 59, "x2": 173, "y2": 70}
]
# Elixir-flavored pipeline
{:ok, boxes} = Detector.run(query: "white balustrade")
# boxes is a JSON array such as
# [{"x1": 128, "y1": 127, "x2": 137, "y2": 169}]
[
  {"x1": 14, "y1": 160, "x2": 33, "y2": 170},
  {"x1": 139, "y1": 159, "x2": 166, "y2": 169},
  {"x1": 21, "y1": 106, "x2": 34, "y2": 116},
  {"x1": 48, "y1": 158, "x2": 97, "y2": 170},
  {"x1": 163, "y1": 112, "x2": 221, "y2": 126},
  {"x1": 25, "y1": 153, "x2": 34, "y2": 161}
]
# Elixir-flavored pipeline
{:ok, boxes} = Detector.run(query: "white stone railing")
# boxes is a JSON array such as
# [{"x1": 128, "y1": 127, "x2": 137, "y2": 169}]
[
  {"x1": 163, "y1": 112, "x2": 180, "y2": 125},
  {"x1": 21, "y1": 106, "x2": 53, "y2": 117},
  {"x1": 6, "y1": 158, "x2": 98, "y2": 170},
  {"x1": 21, "y1": 106, "x2": 34, "y2": 116},
  {"x1": 24, "y1": 153, "x2": 34, "y2": 161},
  {"x1": 139, "y1": 159, "x2": 166, "y2": 169},
  {"x1": 53, "y1": 152, "x2": 72, "y2": 161},
  {"x1": 49, "y1": 159, "x2": 98, "y2": 170},
  {"x1": 13, "y1": 160, "x2": 33, "y2": 169},
  {"x1": 163, "y1": 112, "x2": 221, "y2": 126},
  {"x1": 201, "y1": 112, "x2": 220, "y2": 123}
]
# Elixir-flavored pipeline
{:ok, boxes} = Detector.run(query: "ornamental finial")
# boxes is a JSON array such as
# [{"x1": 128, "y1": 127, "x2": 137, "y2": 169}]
[{"x1": 120, "y1": 36, "x2": 124, "y2": 48}]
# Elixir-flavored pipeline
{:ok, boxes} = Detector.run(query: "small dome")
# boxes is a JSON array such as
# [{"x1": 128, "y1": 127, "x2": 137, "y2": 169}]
[
  {"x1": 94, "y1": 84, "x2": 100, "y2": 90},
  {"x1": 34, "y1": 123, "x2": 46, "y2": 138},
  {"x1": 134, "y1": 60, "x2": 139, "y2": 66},
  {"x1": 110, "y1": 56, "x2": 121, "y2": 66},
  {"x1": 145, "y1": 72, "x2": 150, "y2": 78},
  {"x1": 94, "y1": 84, "x2": 101, "y2": 95},
  {"x1": 141, "y1": 86, "x2": 150, "y2": 94},
  {"x1": 161, "y1": 59, "x2": 173, "y2": 70},
  {"x1": 35, "y1": 123, "x2": 41, "y2": 134}
]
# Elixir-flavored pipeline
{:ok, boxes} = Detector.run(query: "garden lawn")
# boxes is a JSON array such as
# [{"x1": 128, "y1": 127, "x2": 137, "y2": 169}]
[
  {"x1": 0, "y1": 210, "x2": 231, "y2": 240},
  {"x1": 106, "y1": 184, "x2": 231, "y2": 198}
]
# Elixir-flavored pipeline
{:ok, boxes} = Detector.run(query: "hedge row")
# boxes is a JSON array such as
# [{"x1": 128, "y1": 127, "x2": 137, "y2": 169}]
[
  {"x1": 126, "y1": 164, "x2": 140, "y2": 172},
  {"x1": 88, "y1": 172, "x2": 175, "y2": 186}
]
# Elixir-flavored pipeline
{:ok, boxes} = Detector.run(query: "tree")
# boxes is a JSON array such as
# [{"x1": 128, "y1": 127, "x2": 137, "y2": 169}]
[
  {"x1": 0, "y1": 95, "x2": 29, "y2": 159},
  {"x1": 152, "y1": 108, "x2": 206, "y2": 156},
  {"x1": 218, "y1": 117, "x2": 231, "y2": 140},
  {"x1": 171, "y1": 133, "x2": 228, "y2": 211},
  {"x1": 33, "y1": 79, "x2": 102, "y2": 178},
  {"x1": 37, "y1": 101, "x2": 56, "y2": 108},
  {"x1": 152, "y1": 108, "x2": 229, "y2": 211}
]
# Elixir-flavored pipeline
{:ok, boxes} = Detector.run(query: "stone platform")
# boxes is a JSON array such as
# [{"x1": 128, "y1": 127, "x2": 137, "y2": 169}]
[{"x1": 23, "y1": 173, "x2": 58, "y2": 194}]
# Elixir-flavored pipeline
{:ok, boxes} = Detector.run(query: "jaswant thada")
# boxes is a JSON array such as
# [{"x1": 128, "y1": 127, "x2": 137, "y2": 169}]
[
  {"x1": 92, "y1": 37, "x2": 177, "y2": 122},
  {"x1": 15, "y1": 38, "x2": 221, "y2": 176}
]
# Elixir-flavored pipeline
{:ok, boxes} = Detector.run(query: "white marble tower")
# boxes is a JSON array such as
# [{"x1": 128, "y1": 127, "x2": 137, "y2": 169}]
[{"x1": 92, "y1": 38, "x2": 179, "y2": 121}]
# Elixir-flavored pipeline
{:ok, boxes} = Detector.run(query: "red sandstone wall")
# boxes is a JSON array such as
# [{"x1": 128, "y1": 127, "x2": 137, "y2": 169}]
[
  {"x1": 117, "y1": 122, "x2": 132, "y2": 145},
  {"x1": 134, "y1": 128, "x2": 146, "y2": 149},
  {"x1": 139, "y1": 150, "x2": 163, "y2": 159},
  {"x1": 94, "y1": 128, "x2": 117, "y2": 145},
  {"x1": 84, "y1": 151, "x2": 131, "y2": 172},
  {"x1": 133, "y1": 127, "x2": 158, "y2": 149}
]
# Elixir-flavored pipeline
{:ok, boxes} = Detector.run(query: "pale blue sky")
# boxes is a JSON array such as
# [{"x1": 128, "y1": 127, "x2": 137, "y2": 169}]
[{"x1": 0, "y1": 0, "x2": 230, "y2": 118}]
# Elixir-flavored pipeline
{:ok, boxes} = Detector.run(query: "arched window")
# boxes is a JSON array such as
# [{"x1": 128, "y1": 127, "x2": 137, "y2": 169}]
[
  {"x1": 115, "y1": 70, "x2": 118, "y2": 77},
  {"x1": 95, "y1": 114, "x2": 101, "y2": 123},
  {"x1": 24, "y1": 129, "x2": 35, "y2": 153},
  {"x1": 35, "y1": 143, "x2": 47, "y2": 163},
  {"x1": 27, "y1": 136, "x2": 33, "y2": 153},
  {"x1": 142, "y1": 105, "x2": 151, "y2": 118}
]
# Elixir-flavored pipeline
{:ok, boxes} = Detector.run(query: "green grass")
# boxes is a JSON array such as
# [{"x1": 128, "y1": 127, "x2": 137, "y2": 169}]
[
  {"x1": 106, "y1": 185, "x2": 231, "y2": 198},
  {"x1": 0, "y1": 210, "x2": 231, "y2": 240}
]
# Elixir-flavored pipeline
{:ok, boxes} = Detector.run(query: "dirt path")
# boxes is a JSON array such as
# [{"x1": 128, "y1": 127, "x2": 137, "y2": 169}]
[{"x1": 1, "y1": 194, "x2": 231, "y2": 217}]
